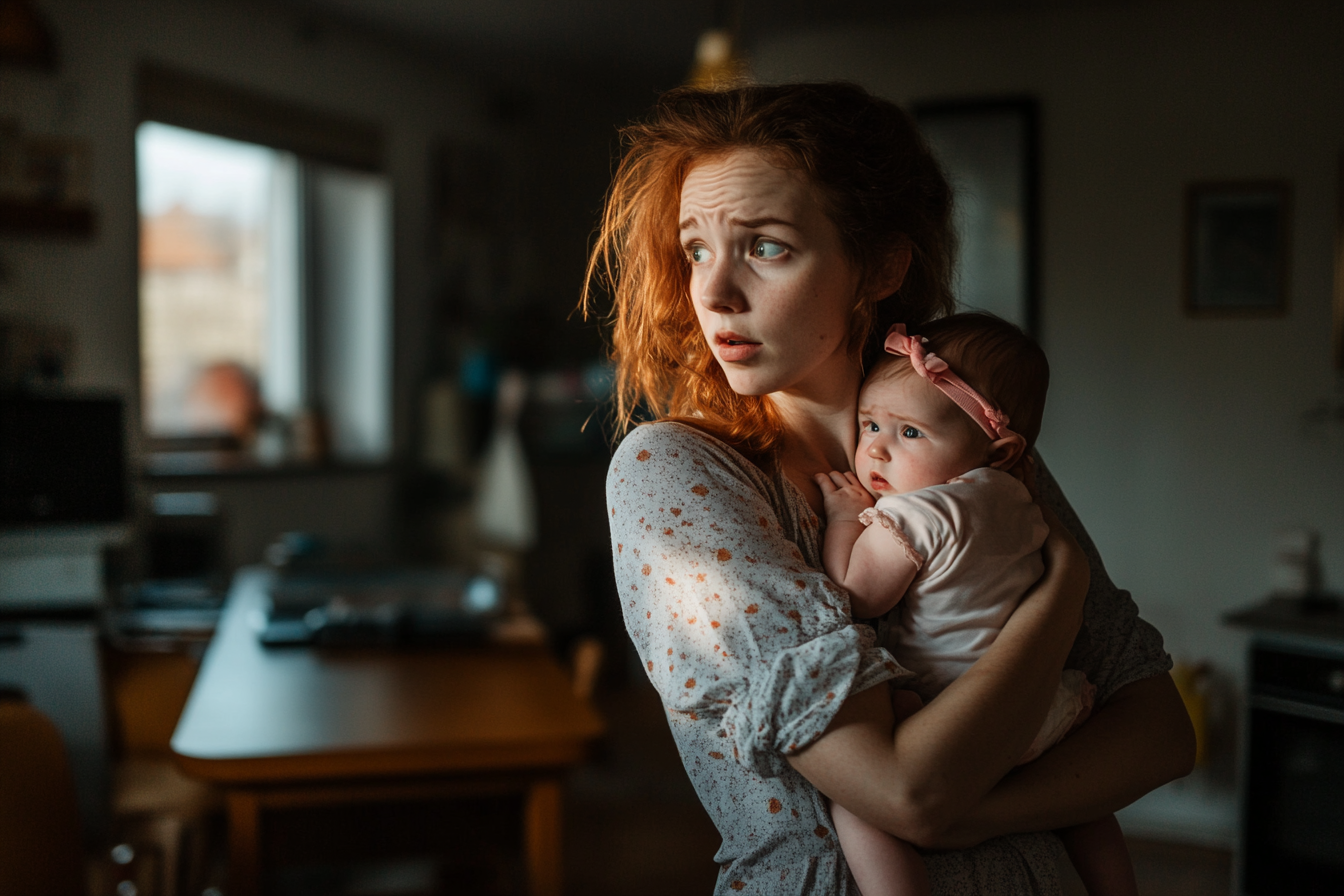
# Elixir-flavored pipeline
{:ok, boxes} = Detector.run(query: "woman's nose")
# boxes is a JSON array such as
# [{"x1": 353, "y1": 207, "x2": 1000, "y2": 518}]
[{"x1": 697, "y1": 259, "x2": 746, "y2": 314}]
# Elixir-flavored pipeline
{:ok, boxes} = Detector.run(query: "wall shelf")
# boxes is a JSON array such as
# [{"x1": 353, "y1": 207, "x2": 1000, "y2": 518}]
[{"x1": 0, "y1": 199, "x2": 97, "y2": 237}]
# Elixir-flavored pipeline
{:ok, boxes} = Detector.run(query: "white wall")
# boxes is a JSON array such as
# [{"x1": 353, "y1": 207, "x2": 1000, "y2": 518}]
[{"x1": 753, "y1": 0, "x2": 1344, "y2": 681}]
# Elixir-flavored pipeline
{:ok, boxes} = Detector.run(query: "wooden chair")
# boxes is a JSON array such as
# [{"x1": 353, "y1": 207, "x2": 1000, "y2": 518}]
[
  {"x1": 0, "y1": 692, "x2": 86, "y2": 896},
  {"x1": 105, "y1": 649, "x2": 221, "y2": 896},
  {"x1": 570, "y1": 636, "x2": 604, "y2": 702}
]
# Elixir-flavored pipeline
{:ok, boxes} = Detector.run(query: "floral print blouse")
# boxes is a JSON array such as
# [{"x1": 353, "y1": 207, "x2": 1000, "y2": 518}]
[{"x1": 607, "y1": 422, "x2": 1171, "y2": 896}]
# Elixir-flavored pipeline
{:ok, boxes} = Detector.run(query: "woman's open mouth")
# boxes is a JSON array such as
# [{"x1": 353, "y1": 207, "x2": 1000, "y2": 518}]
[{"x1": 716, "y1": 332, "x2": 761, "y2": 363}]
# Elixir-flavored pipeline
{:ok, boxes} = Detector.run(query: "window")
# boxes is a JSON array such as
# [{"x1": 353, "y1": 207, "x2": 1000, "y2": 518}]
[
  {"x1": 135, "y1": 69, "x2": 392, "y2": 467},
  {"x1": 138, "y1": 123, "x2": 297, "y2": 439}
]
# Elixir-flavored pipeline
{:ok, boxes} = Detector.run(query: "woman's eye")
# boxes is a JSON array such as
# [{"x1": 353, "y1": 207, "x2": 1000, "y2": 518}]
[
  {"x1": 752, "y1": 240, "x2": 785, "y2": 259},
  {"x1": 902, "y1": 426, "x2": 921, "y2": 438},
  {"x1": 689, "y1": 246, "x2": 708, "y2": 263}
]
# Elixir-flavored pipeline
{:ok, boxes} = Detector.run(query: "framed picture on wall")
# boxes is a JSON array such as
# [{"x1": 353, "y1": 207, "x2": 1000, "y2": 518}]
[
  {"x1": 1333, "y1": 153, "x2": 1344, "y2": 369},
  {"x1": 1184, "y1": 181, "x2": 1291, "y2": 316},
  {"x1": 913, "y1": 98, "x2": 1039, "y2": 336}
]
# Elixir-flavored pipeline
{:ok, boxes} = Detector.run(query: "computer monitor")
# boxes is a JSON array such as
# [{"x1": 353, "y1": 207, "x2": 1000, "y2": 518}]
[{"x1": 1, "y1": 395, "x2": 127, "y2": 526}]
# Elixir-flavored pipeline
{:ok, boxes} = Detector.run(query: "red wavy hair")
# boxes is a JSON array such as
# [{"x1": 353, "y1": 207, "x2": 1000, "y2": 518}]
[{"x1": 584, "y1": 82, "x2": 958, "y2": 461}]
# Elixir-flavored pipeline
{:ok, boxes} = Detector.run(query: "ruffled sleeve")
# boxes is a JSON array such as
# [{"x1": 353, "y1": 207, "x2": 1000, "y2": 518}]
[{"x1": 607, "y1": 423, "x2": 908, "y2": 778}]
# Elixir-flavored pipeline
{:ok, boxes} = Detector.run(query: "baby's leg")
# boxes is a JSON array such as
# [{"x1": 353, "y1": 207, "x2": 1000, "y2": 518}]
[
  {"x1": 829, "y1": 684, "x2": 929, "y2": 895},
  {"x1": 831, "y1": 799, "x2": 929, "y2": 896},
  {"x1": 1058, "y1": 814, "x2": 1137, "y2": 896}
]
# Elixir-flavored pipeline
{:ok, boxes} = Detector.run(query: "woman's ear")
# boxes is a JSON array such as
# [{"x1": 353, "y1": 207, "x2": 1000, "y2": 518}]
[
  {"x1": 986, "y1": 435, "x2": 1026, "y2": 471},
  {"x1": 872, "y1": 243, "x2": 913, "y2": 302}
]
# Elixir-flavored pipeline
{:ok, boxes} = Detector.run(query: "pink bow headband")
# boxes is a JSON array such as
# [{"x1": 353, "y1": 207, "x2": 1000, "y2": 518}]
[{"x1": 883, "y1": 324, "x2": 1025, "y2": 453}]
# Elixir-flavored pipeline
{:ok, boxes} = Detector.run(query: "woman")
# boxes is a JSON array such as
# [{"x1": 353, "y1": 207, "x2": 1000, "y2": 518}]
[{"x1": 587, "y1": 83, "x2": 1193, "y2": 895}]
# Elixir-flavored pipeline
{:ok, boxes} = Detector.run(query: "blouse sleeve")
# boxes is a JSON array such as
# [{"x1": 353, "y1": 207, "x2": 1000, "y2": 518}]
[
  {"x1": 607, "y1": 423, "x2": 906, "y2": 779},
  {"x1": 1034, "y1": 454, "x2": 1173, "y2": 704}
]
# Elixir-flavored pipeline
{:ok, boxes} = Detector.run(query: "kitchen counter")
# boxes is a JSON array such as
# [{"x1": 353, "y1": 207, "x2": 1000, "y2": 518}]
[{"x1": 1223, "y1": 594, "x2": 1344, "y2": 642}]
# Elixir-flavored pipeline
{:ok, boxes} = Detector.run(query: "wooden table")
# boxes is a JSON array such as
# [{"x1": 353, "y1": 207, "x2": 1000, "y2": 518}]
[{"x1": 171, "y1": 569, "x2": 604, "y2": 896}]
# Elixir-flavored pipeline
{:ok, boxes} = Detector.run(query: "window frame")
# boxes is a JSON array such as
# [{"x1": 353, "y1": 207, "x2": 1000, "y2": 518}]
[{"x1": 135, "y1": 65, "x2": 392, "y2": 474}]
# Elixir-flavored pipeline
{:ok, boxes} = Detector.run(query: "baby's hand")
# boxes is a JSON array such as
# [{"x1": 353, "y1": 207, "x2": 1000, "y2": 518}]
[{"x1": 813, "y1": 471, "x2": 876, "y2": 522}]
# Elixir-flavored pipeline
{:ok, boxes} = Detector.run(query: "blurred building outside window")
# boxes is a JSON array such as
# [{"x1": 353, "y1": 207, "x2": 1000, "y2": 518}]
[{"x1": 137, "y1": 122, "x2": 392, "y2": 466}]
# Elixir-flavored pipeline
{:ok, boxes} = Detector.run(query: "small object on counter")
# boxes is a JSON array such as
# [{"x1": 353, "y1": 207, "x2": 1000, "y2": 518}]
[
  {"x1": 290, "y1": 405, "x2": 330, "y2": 465},
  {"x1": 1272, "y1": 527, "x2": 1322, "y2": 597}
]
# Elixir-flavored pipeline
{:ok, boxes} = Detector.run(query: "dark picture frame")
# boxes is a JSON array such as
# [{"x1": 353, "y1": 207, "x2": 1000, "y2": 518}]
[
  {"x1": 1184, "y1": 181, "x2": 1291, "y2": 317},
  {"x1": 913, "y1": 97, "x2": 1040, "y2": 336},
  {"x1": 1333, "y1": 153, "x2": 1344, "y2": 369}
]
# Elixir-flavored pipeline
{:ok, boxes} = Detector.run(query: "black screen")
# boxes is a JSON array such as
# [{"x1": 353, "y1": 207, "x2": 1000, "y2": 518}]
[{"x1": 0, "y1": 396, "x2": 127, "y2": 524}]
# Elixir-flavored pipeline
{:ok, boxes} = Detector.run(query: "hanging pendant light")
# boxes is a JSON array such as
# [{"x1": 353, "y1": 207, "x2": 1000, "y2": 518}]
[{"x1": 686, "y1": 1, "x2": 749, "y2": 89}]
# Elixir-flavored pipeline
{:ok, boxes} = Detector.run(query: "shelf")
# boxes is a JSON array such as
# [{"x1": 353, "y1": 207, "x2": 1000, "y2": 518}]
[{"x1": 0, "y1": 198, "x2": 97, "y2": 237}]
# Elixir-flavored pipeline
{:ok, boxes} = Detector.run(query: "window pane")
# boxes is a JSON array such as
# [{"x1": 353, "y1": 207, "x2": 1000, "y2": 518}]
[
  {"x1": 137, "y1": 122, "x2": 299, "y2": 439},
  {"x1": 311, "y1": 166, "x2": 393, "y2": 462}
]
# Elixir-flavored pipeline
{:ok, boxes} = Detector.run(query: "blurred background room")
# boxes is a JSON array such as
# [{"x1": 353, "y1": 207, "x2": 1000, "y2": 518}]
[{"x1": 1, "y1": 1, "x2": 1342, "y2": 894}]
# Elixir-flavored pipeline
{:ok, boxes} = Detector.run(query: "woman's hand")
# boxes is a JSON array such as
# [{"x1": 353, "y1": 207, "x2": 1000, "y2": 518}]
[
  {"x1": 1029, "y1": 501, "x2": 1089, "y2": 635},
  {"x1": 1004, "y1": 451, "x2": 1038, "y2": 494}
]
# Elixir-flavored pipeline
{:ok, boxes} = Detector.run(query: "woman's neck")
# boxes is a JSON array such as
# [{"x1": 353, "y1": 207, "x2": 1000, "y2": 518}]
[{"x1": 771, "y1": 362, "x2": 863, "y2": 513}]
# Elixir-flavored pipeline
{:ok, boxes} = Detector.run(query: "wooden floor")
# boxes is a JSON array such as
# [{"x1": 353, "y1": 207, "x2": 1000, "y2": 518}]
[{"x1": 567, "y1": 672, "x2": 1234, "y2": 896}]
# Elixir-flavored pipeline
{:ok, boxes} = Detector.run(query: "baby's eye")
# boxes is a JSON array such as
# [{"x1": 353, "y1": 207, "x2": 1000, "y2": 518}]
[
  {"x1": 752, "y1": 239, "x2": 785, "y2": 259},
  {"x1": 863, "y1": 421, "x2": 879, "y2": 433},
  {"x1": 901, "y1": 426, "x2": 922, "y2": 439}
]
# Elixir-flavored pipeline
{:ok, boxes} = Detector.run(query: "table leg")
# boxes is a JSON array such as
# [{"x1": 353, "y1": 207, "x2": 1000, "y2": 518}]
[
  {"x1": 524, "y1": 778, "x2": 563, "y2": 896},
  {"x1": 226, "y1": 790, "x2": 262, "y2": 896}
]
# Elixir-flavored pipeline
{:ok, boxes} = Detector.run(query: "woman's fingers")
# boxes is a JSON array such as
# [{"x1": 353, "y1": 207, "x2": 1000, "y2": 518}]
[{"x1": 1036, "y1": 503, "x2": 1090, "y2": 625}]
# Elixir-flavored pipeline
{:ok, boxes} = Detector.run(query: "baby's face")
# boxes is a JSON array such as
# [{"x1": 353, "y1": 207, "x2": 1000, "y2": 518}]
[{"x1": 855, "y1": 368, "x2": 991, "y2": 498}]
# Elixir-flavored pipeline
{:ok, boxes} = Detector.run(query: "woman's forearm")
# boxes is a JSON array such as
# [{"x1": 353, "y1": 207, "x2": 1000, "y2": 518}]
[
  {"x1": 789, "y1": 510, "x2": 1091, "y2": 843},
  {"x1": 928, "y1": 673, "x2": 1196, "y2": 850}
]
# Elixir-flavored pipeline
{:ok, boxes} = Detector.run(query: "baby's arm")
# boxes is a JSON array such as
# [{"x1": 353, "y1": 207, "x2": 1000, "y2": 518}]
[{"x1": 814, "y1": 471, "x2": 921, "y2": 619}]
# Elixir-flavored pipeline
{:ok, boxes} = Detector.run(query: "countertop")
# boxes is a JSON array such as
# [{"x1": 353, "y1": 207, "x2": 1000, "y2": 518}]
[{"x1": 1223, "y1": 594, "x2": 1344, "y2": 642}]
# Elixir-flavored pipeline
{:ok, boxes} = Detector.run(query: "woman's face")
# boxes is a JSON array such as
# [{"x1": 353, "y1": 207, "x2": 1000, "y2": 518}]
[{"x1": 679, "y1": 149, "x2": 862, "y2": 399}]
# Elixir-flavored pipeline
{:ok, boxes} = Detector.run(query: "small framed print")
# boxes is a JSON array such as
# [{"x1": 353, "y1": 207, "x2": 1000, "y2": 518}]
[{"x1": 1185, "y1": 181, "x2": 1291, "y2": 316}]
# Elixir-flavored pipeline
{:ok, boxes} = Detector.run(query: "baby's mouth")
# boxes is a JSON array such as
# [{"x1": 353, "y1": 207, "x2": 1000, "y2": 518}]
[{"x1": 869, "y1": 473, "x2": 890, "y2": 491}]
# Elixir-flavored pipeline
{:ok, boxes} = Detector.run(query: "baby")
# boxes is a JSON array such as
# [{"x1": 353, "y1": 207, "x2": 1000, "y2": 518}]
[{"x1": 814, "y1": 313, "x2": 1136, "y2": 896}]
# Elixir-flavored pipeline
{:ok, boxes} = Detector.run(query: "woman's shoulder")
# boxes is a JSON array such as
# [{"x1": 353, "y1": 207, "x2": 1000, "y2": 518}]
[
  {"x1": 608, "y1": 421, "x2": 771, "y2": 492},
  {"x1": 611, "y1": 419, "x2": 723, "y2": 459}
]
